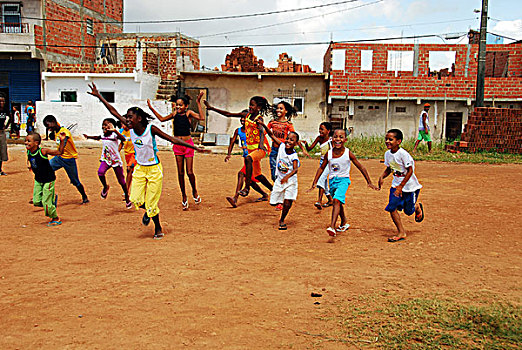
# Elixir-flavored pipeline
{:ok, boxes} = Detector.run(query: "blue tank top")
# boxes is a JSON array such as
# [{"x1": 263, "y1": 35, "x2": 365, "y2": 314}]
[{"x1": 237, "y1": 127, "x2": 248, "y2": 157}]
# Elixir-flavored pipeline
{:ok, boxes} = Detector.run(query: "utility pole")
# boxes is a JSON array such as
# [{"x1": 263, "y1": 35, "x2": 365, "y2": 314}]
[{"x1": 475, "y1": 0, "x2": 488, "y2": 107}]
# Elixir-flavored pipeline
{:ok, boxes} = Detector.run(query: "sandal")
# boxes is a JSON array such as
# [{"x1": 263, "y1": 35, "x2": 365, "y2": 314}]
[
  {"x1": 314, "y1": 202, "x2": 322, "y2": 210},
  {"x1": 182, "y1": 200, "x2": 189, "y2": 210},
  {"x1": 388, "y1": 236, "x2": 406, "y2": 243},
  {"x1": 101, "y1": 186, "x2": 110, "y2": 199},
  {"x1": 125, "y1": 201, "x2": 132, "y2": 210},
  {"x1": 193, "y1": 195, "x2": 202, "y2": 204},
  {"x1": 326, "y1": 227, "x2": 337, "y2": 237},
  {"x1": 255, "y1": 197, "x2": 268, "y2": 202},
  {"x1": 322, "y1": 201, "x2": 333, "y2": 208},
  {"x1": 279, "y1": 223, "x2": 287, "y2": 230},
  {"x1": 275, "y1": 203, "x2": 283, "y2": 211},
  {"x1": 238, "y1": 188, "x2": 249, "y2": 197},
  {"x1": 415, "y1": 203, "x2": 424, "y2": 222},
  {"x1": 226, "y1": 196, "x2": 238, "y2": 208},
  {"x1": 153, "y1": 232, "x2": 164, "y2": 240},
  {"x1": 336, "y1": 224, "x2": 350, "y2": 232},
  {"x1": 142, "y1": 212, "x2": 151, "y2": 226},
  {"x1": 47, "y1": 219, "x2": 62, "y2": 227}
]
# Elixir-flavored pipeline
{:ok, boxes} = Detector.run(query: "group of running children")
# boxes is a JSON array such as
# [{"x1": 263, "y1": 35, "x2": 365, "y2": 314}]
[{"x1": 25, "y1": 83, "x2": 425, "y2": 242}]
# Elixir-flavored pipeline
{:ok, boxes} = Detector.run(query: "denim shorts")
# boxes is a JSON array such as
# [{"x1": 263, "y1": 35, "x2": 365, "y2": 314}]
[
  {"x1": 50, "y1": 156, "x2": 82, "y2": 187},
  {"x1": 385, "y1": 188, "x2": 420, "y2": 215}
]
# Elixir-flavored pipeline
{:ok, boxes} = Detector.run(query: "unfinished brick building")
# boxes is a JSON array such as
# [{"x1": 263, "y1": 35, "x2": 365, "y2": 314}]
[
  {"x1": 221, "y1": 46, "x2": 266, "y2": 72},
  {"x1": 276, "y1": 53, "x2": 314, "y2": 73},
  {"x1": 323, "y1": 41, "x2": 522, "y2": 139}
]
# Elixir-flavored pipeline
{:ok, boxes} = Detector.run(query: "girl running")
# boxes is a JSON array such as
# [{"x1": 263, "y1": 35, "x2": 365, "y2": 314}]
[
  {"x1": 117, "y1": 120, "x2": 137, "y2": 193},
  {"x1": 303, "y1": 122, "x2": 334, "y2": 209},
  {"x1": 204, "y1": 96, "x2": 272, "y2": 198},
  {"x1": 88, "y1": 83, "x2": 208, "y2": 239},
  {"x1": 309, "y1": 129, "x2": 378, "y2": 241},
  {"x1": 83, "y1": 118, "x2": 131, "y2": 208},
  {"x1": 147, "y1": 93, "x2": 204, "y2": 210}
]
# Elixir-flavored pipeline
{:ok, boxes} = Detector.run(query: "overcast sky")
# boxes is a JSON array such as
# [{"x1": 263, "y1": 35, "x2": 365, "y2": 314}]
[{"x1": 123, "y1": 0, "x2": 522, "y2": 71}]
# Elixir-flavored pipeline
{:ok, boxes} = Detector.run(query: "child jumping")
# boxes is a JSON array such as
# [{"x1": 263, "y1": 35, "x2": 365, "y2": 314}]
[
  {"x1": 83, "y1": 118, "x2": 131, "y2": 209},
  {"x1": 25, "y1": 132, "x2": 66, "y2": 226},
  {"x1": 147, "y1": 93, "x2": 204, "y2": 210},
  {"x1": 310, "y1": 129, "x2": 378, "y2": 241},
  {"x1": 89, "y1": 83, "x2": 209, "y2": 239},
  {"x1": 303, "y1": 122, "x2": 334, "y2": 210},
  {"x1": 225, "y1": 114, "x2": 268, "y2": 208},
  {"x1": 42, "y1": 115, "x2": 89, "y2": 204},
  {"x1": 260, "y1": 121, "x2": 300, "y2": 230},
  {"x1": 378, "y1": 129, "x2": 424, "y2": 242}
]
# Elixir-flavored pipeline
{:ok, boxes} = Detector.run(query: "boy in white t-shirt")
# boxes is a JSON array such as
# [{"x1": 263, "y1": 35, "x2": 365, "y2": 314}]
[
  {"x1": 260, "y1": 121, "x2": 300, "y2": 230},
  {"x1": 378, "y1": 129, "x2": 425, "y2": 242}
]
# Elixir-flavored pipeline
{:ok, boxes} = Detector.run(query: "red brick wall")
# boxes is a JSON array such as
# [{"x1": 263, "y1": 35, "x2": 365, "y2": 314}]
[{"x1": 327, "y1": 43, "x2": 522, "y2": 101}]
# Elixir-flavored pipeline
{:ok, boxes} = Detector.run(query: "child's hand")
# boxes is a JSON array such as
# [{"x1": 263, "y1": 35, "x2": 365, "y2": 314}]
[
  {"x1": 306, "y1": 184, "x2": 316, "y2": 193},
  {"x1": 197, "y1": 147, "x2": 211, "y2": 154},
  {"x1": 378, "y1": 177, "x2": 384, "y2": 189},
  {"x1": 203, "y1": 100, "x2": 212, "y2": 110},
  {"x1": 224, "y1": 155, "x2": 231, "y2": 162},
  {"x1": 147, "y1": 99, "x2": 152, "y2": 107},
  {"x1": 58, "y1": 132, "x2": 67, "y2": 140},
  {"x1": 394, "y1": 186, "x2": 403, "y2": 197},
  {"x1": 87, "y1": 83, "x2": 100, "y2": 97},
  {"x1": 82, "y1": 133, "x2": 89, "y2": 139},
  {"x1": 280, "y1": 175, "x2": 289, "y2": 184},
  {"x1": 197, "y1": 91, "x2": 204, "y2": 102},
  {"x1": 368, "y1": 183, "x2": 379, "y2": 191}
]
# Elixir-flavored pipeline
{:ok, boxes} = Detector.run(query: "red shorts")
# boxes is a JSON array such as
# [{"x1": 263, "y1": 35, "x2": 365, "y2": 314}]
[
  {"x1": 172, "y1": 138, "x2": 195, "y2": 157},
  {"x1": 240, "y1": 159, "x2": 262, "y2": 182},
  {"x1": 125, "y1": 153, "x2": 137, "y2": 168}
]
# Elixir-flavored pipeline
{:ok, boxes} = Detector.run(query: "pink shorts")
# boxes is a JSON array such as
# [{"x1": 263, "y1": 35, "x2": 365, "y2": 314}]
[{"x1": 172, "y1": 138, "x2": 195, "y2": 157}]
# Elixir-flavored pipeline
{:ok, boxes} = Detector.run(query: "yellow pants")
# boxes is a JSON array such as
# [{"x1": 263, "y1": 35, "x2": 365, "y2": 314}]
[{"x1": 130, "y1": 163, "x2": 163, "y2": 217}]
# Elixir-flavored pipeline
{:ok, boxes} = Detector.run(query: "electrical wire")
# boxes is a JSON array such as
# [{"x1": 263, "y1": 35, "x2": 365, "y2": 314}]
[{"x1": 21, "y1": 0, "x2": 359, "y2": 24}]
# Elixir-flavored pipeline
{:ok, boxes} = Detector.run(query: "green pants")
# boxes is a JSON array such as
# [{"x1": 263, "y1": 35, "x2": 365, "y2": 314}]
[{"x1": 33, "y1": 180, "x2": 58, "y2": 219}]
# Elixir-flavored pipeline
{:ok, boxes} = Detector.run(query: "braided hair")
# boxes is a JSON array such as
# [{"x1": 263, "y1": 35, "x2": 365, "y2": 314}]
[
  {"x1": 250, "y1": 96, "x2": 270, "y2": 116},
  {"x1": 127, "y1": 107, "x2": 153, "y2": 127}
]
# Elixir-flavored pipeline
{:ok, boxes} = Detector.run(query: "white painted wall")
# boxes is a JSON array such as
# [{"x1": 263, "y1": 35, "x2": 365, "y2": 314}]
[{"x1": 36, "y1": 72, "x2": 179, "y2": 146}]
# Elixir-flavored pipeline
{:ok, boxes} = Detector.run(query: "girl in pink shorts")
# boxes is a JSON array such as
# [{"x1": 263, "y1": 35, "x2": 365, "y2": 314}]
[{"x1": 147, "y1": 92, "x2": 205, "y2": 210}]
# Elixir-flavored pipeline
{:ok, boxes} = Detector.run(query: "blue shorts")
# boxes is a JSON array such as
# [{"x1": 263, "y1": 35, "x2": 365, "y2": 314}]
[
  {"x1": 329, "y1": 177, "x2": 351, "y2": 204},
  {"x1": 269, "y1": 147, "x2": 278, "y2": 181},
  {"x1": 50, "y1": 156, "x2": 82, "y2": 187},
  {"x1": 385, "y1": 188, "x2": 420, "y2": 215}
]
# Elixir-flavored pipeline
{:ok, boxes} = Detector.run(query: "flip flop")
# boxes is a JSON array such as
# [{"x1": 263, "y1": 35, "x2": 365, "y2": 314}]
[
  {"x1": 255, "y1": 197, "x2": 268, "y2": 202},
  {"x1": 388, "y1": 236, "x2": 406, "y2": 243},
  {"x1": 415, "y1": 203, "x2": 424, "y2": 222},
  {"x1": 238, "y1": 189, "x2": 250, "y2": 197},
  {"x1": 326, "y1": 227, "x2": 337, "y2": 237},
  {"x1": 314, "y1": 202, "x2": 322, "y2": 210},
  {"x1": 336, "y1": 224, "x2": 350, "y2": 232},
  {"x1": 226, "y1": 196, "x2": 238, "y2": 208},
  {"x1": 153, "y1": 232, "x2": 164, "y2": 240},
  {"x1": 193, "y1": 195, "x2": 202, "y2": 204},
  {"x1": 47, "y1": 220, "x2": 62, "y2": 227},
  {"x1": 182, "y1": 200, "x2": 189, "y2": 211},
  {"x1": 101, "y1": 186, "x2": 110, "y2": 199},
  {"x1": 322, "y1": 202, "x2": 333, "y2": 208},
  {"x1": 279, "y1": 223, "x2": 287, "y2": 230}
]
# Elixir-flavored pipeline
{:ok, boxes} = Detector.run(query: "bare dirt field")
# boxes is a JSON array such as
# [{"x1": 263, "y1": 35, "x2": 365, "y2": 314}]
[{"x1": 1, "y1": 145, "x2": 520, "y2": 349}]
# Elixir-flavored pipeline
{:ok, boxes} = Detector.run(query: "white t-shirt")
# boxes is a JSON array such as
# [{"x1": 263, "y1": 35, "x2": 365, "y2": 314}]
[
  {"x1": 328, "y1": 147, "x2": 351, "y2": 179},
  {"x1": 275, "y1": 143, "x2": 299, "y2": 184},
  {"x1": 100, "y1": 132, "x2": 123, "y2": 167},
  {"x1": 419, "y1": 110, "x2": 430, "y2": 131},
  {"x1": 384, "y1": 148, "x2": 422, "y2": 192}
]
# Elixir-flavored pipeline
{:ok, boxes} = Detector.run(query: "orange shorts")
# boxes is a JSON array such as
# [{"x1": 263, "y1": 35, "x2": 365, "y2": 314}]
[
  {"x1": 247, "y1": 149, "x2": 266, "y2": 162},
  {"x1": 240, "y1": 160, "x2": 261, "y2": 182},
  {"x1": 125, "y1": 153, "x2": 137, "y2": 168}
]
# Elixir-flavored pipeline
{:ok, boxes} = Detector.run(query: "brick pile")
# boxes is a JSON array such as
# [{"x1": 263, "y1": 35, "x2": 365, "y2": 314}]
[
  {"x1": 276, "y1": 53, "x2": 315, "y2": 73},
  {"x1": 221, "y1": 47, "x2": 266, "y2": 72},
  {"x1": 446, "y1": 107, "x2": 522, "y2": 154}
]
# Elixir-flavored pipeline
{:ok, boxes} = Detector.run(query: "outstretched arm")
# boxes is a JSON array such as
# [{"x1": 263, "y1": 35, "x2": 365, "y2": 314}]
[
  {"x1": 83, "y1": 134, "x2": 101, "y2": 141},
  {"x1": 350, "y1": 151, "x2": 378, "y2": 190},
  {"x1": 147, "y1": 99, "x2": 175, "y2": 122},
  {"x1": 204, "y1": 100, "x2": 244, "y2": 118},
  {"x1": 303, "y1": 136, "x2": 320, "y2": 152},
  {"x1": 151, "y1": 125, "x2": 210, "y2": 153},
  {"x1": 87, "y1": 83, "x2": 126, "y2": 124}
]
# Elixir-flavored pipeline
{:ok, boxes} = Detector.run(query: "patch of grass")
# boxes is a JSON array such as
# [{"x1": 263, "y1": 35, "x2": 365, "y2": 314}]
[
  {"x1": 319, "y1": 293, "x2": 521, "y2": 349},
  {"x1": 302, "y1": 136, "x2": 522, "y2": 164}
]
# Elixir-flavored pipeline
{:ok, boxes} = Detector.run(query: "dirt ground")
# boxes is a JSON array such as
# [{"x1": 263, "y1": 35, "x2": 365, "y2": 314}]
[{"x1": 0, "y1": 144, "x2": 520, "y2": 349}]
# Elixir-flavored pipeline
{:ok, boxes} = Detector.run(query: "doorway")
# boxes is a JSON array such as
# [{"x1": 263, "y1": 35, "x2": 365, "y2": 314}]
[{"x1": 445, "y1": 112, "x2": 463, "y2": 140}]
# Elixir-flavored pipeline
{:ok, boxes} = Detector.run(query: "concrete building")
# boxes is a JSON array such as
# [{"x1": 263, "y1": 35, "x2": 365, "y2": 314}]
[
  {"x1": 323, "y1": 42, "x2": 522, "y2": 139},
  {"x1": 178, "y1": 70, "x2": 329, "y2": 140}
]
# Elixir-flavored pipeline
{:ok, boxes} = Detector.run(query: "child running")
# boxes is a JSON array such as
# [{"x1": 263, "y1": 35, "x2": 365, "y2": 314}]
[
  {"x1": 118, "y1": 120, "x2": 137, "y2": 193},
  {"x1": 42, "y1": 115, "x2": 89, "y2": 204},
  {"x1": 303, "y1": 122, "x2": 334, "y2": 209},
  {"x1": 204, "y1": 97, "x2": 273, "y2": 199},
  {"x1": 147, "y1": 93, "x2": 204, "y2": 210},
  {"x1": 378, "y1": 129, "x2": 424, "y2": 243},
  {"x1": 25, "y1": 132, "x2": 66, "y2": 226},
  {"x1": 260, "y1": 121, "x2": 300, "y2": 230},
  {"x1": 83, "y1": 118, "x2": 131, "y2": 209},
  {"x1": 225, "y1": 114, "x2": 269, "y2": 208},
  {"x1": 89, "y1": 83, "x2": 209, "y2": 239},
  {"x1": 310, "y1": 129, "x2": 378, "y2": 241}
]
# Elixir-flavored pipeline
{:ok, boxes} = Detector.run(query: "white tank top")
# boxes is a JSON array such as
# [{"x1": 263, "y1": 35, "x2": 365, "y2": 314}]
[
  {"x1": 130, "y1": 124, "x2": 159, "y2": 166},
  {"x1": 328, "y1": 147, "x2": 351, "y2": 178},
  {"x1": 419, "y1": 111, "x2": 429, "y2": 131}
]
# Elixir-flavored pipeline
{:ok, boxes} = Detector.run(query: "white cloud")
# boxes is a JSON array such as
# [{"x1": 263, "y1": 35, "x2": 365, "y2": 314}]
[{"x1": 491, "y1": 19, "x2": 522, "y2": 41}]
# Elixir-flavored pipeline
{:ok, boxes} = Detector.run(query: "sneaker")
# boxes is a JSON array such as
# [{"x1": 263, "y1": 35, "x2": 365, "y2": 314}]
[
  {"x1": 153, "y1": 232, "x2": 164, "y2": 240},
  {"x1": 125, "y1": 201, "x2": 132, "y2": 210},
  {"x1": 142, "y1": 212, "x2": 150, "y2": 226}
]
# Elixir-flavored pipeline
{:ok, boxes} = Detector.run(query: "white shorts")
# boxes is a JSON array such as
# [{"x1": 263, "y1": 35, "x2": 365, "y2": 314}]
[{"x1": 270, "y1": 179, "x2": 298, "y2": 204}]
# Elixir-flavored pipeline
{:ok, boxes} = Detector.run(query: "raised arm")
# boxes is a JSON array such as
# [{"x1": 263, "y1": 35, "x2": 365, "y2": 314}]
[
  {"x1": 204, "y1": 100, "x2": 244, "y2": 118},
  {"x1": 147, "y1": 99, "x2": 175, "y2": 122},
  {"x1": 187, "y1": 91, "x2": 205, "y2": 121},
  {"x1": 350, "y1": 151, "x2": 378, "y2": 190},
  {"x1": 87, "y1": 83, "x2": 126, "y2": 124},
  {"x1": 151, "y1": 125, "x2": 210, "y2": 153}
]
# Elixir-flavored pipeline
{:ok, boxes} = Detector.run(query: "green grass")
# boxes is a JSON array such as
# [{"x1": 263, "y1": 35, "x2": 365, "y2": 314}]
[
  {"x1": 316, "y1": 293, "x2": 521, "y2": 349},
  {"x1": 301, "y1": 136, "x2": 522, "y2": 164}
]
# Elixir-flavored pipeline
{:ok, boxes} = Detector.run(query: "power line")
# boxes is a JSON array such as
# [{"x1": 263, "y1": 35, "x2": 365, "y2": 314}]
[
  {"x1": 21, "y1": 0, "x2": 359, "y2": 24},
  {"x1": 197, "y1": 0, "x2": 383, "y2": 38}
]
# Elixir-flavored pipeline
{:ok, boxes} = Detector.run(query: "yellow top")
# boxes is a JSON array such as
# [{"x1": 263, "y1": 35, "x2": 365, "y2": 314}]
[
  {"x1": 121, "y1": 128, "x2": 135, "y2": 155},
  {"x1": 57, "y1": 126, "x2": 78, "y2": 159}
]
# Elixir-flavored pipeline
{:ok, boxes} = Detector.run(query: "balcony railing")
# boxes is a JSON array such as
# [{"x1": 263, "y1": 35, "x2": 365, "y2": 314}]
[{"x1": 0, "y1": 22, "x2": 29, "y2": 34}]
